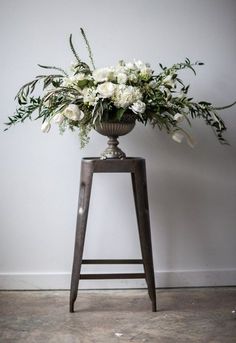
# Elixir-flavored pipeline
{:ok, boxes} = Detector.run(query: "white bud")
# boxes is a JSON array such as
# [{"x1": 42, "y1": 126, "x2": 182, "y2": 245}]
[
  {"x1": 41, "y1": 121, "x2": 51, "y2": 133},
  {"x1": 53, "y1": 113, "x2": 64, "y2": 125}
]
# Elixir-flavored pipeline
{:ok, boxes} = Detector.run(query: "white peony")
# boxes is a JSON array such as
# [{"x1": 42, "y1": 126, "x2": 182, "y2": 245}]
[
  {"x1": 92, "y1": 67, "x2": 114, "y2": 83},
  {"x1": 63, "y1": 104, "x2": 84, "y2": 121},
  {"x1": 41, "y1": 121, "x2": 51, "y2": 133},
  {"x1": 113, "y1": 85, "x2": 142, "y2": 108},
  {"x1": 97, "y1": 82, "x2": 116, "y2": 98},
  {"x1": 131, "y1": 100, "x2": 146, "y2": 114}
]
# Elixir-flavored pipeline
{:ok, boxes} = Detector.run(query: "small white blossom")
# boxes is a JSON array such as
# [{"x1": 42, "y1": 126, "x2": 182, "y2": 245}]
[
  {"x1": 134, "y1": 60, "x2": 146, "y2": 70},
  {"x1": 41, "y1": 121, "x2": 51, "y2": 133},
  {"x1": 117, "y1": 73, "x2": 128, "y2": 84},
  {"x1": 125, "y1": 62, "x2": 136, "y2": 70},
  {"x1": 82, "y1": 87, "x2": 98, "y2": 105},
  {"x1": 163, "y1": 75, "x2": 176, "y2": 88},
  {"x1": 128, "y1": 72, "x2": 138, "y2": 83},
  {"x1": 76, "y1": 73, "x2": 88, "y2": 81},
  {"x1": 63, "y1": 104, "x2": 84, "y2": 121}
]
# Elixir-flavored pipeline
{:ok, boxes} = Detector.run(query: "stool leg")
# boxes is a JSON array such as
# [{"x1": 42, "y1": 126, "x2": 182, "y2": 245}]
[
  {"x1": 70, "y1": 162, "x2": 93, "y2": 313},
  {"x1": 132, "y1": 163, "x2": 157, "y2": 312}
]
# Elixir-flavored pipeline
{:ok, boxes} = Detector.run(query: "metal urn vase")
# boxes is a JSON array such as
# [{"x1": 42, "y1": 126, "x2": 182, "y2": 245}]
[{"x1": 95, "y1": 121, "x2": 135, "y2": 159}]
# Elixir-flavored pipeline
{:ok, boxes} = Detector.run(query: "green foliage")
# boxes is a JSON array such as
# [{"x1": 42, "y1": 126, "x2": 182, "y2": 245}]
[{"x1": 5, "y1": 28, "x2": 235, "y2": 148}]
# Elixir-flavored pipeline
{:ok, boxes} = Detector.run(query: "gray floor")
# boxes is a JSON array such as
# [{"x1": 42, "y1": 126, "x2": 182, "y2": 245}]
[{"x1": 0, "y1": 287, "x2": 235, "y2": 342}]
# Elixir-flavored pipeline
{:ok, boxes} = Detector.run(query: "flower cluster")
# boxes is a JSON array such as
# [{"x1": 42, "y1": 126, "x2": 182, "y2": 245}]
[{"x1": 5, "y1": 28, "x2": 234, "y2": 147}]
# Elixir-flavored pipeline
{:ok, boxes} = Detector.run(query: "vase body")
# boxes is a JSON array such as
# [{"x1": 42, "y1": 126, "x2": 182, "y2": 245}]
[{"x1": 95, "y1": 121, "x2": 135, "y2": 159}]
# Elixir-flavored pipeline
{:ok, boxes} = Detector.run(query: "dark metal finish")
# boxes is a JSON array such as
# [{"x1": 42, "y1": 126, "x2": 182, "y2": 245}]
[
  {"x1": 80, "y1": 273, "x2": 145, "y2": 280},
  {"x1": 82, "y1": 259, "x2": 143, "y2": 264},
  {"x1": 70, "y1": 157, "x2": 156, "y2": 312}
]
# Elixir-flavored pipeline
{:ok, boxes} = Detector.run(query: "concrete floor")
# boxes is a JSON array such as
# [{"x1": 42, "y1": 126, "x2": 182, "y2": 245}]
[{"x1": 0, "y1": 288, "x2": 235, "y2": 343}]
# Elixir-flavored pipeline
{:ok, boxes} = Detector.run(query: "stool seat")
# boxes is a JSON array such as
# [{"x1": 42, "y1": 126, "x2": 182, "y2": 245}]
[{"x1": 70, "y1": 157, "x2": 157, "y2": 312}]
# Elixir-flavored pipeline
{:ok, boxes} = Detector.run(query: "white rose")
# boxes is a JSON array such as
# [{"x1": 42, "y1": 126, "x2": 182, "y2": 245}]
[
  {"x1": 97, "y1": 82, "x2": 116, "y2": 98},
  {"x1": 63, "y1": 104, "x2": 84, "y2": 121},
  {"x1": 53, "y1": 113, "x2": 64, "y2": 124},
  {"x1": 41, "y1": 121, "x2": 51, "y2": 133},
  {"x1": 131, "y1": 100, "x2": 146, "y2": 114},
  {"x1": 92, "y1": 67, "x2": 114, "y2": 83}
]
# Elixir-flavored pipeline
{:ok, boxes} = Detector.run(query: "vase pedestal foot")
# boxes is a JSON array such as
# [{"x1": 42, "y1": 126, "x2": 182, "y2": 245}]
[{"x1": 100, "y1": 136, "x2": 126, "y2": 159}]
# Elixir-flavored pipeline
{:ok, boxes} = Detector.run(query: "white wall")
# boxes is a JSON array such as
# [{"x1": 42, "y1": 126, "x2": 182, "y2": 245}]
[{"x1": 0, "y1": 0, "x2": 236, "y2": 289}]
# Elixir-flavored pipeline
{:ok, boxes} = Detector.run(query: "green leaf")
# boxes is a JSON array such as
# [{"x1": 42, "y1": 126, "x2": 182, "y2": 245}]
[
  {"x1": 77, "y1": 79, "x2": 88, "y2": 88},
  {"x1": 38, "y1": 64, "x2": 68, "y2": 77},
  {"x1": 116, "y1": 108, "x2": 126, "y2": 121}
]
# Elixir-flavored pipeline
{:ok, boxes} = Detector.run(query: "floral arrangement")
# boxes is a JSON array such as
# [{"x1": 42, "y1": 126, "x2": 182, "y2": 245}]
[{"x1": 5, "y1": 28, "x2": 235, "y2": 147}]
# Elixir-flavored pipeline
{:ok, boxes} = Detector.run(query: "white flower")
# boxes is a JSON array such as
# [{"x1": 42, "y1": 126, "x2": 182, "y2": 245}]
[
  {"x1": 76, "y1": 73, "x2": 90, "y2": 81},
  {"x1": 82, "y1": 87, "x2": 98, "y2": 105},
  {"x1": 172, "y1": 129, "x2": 195, "y2": 148},
  {"x1": 134, "y1": 60, "x2": 146, "y2": 70},
  {"x1": 117, "y1": 73, "x2": 128, "y2": 84},
  {"x1": 92, "y1": 67, "x2": 114, "y2": 83},
  {"x1": 125, "y1": 62, "x2": 136, "y2": 70},
  {"x1": 128, "y1": 72, "x2": 138, "y2": 83},
  {"x1": 131, "y1": 100, "x2": 146, "y2": 114},
  {"x1": 63, "y1": 104, "x2": 84, "y2": 121},
  {"x1": 163, "y1": 75, "x2": 176, "y2": 88},
  {"x1": 41, "y1": 121, "x2": 51, "y2": 133},
  {"x1": 53, "y1": 113, "x2": 64, "y2": 125},
  {"x1": 172, "y1": 131, "x2": 184, "y2": 144},
  {"x1": 97, "y1": 82, "x2": 116, "y2": 98},
  {"x1": 113, "y1": 85, "x2": 142, "y2": 108},
  {"x1": 173, "y1": 113, "x2": 185, "y2": 122}
]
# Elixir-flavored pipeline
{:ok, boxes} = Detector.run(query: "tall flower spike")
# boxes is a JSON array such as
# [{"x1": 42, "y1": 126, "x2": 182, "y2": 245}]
[{"x1": 80, "y1": 28, "x2": 96, "y2": 70}]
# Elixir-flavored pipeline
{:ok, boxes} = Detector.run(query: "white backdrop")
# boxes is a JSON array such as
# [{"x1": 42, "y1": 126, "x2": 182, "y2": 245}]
[{"x1": 0, "y1": 0, "x2": 236, "y2": 289}]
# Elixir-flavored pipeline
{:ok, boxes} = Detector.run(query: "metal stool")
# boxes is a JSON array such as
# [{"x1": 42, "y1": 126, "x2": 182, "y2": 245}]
[{"x1": 70, "y1": 157, "x2": 156, "y2": 312}]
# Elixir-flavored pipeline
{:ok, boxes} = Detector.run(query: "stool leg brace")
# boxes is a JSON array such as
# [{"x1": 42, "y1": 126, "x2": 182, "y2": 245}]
[{"x1": 70, "y1": 158, "x2": 157, "y2": 312}]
